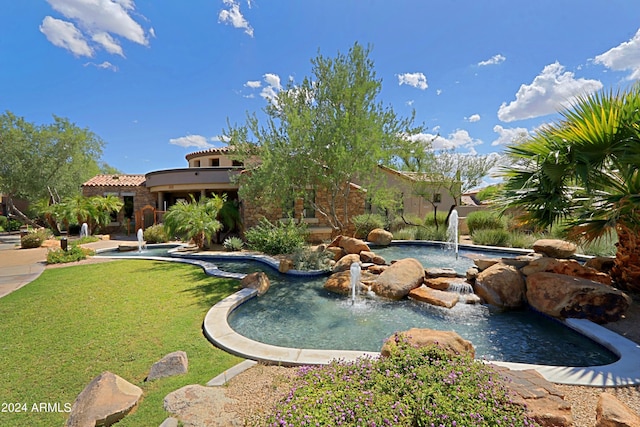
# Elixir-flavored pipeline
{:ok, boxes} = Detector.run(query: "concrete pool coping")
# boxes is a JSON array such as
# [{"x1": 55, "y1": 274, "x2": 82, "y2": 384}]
[{"x1": 95, "y1": 244, "x2": 640, "y2": 387}]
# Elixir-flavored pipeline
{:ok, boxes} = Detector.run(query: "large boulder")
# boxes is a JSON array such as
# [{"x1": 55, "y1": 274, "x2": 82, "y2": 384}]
[
  {"x1": 338, "y1": 236, "x2": 371, "y2": 255},
  {"x1": 240, "y1": 272, "x2": 270, "y2": 296},
  {"x1": 521, "y1": 258, "x2": 612, "y2": 285},
  {"x1": 409, "y1": 286, "x2": 459, "y2": 309},
  {"x1": 596, "y1": 392, "x2": 640, "y2": 427},
  {"x1": 359, "y1": 250, "x2": 386, "y2": 265},
  {"x1": 371, "y1": 258, "x2": 425, "y2": 300},
  {"x1": 367, "y1": 228, "x2": 393, "y2": 246},
  {"x1": 332, "y1": 253, "x2": 362, "y2": 273},
  {"x1": 474, "y1": 263, "x2": 526, "y2": 309},
  {"x1": 533, "y1": 239, "x2": 577, "y2": 258},
  {"x1": 66, "y1": 372, "x2": 143, "y2": 427},
  {"x1": 381, "y1": 328, "x2": 474, "y2": 358},
  {"x1": 324, "y1": 270, "x2": 376, "y2": 295},
  {"x1": 526, "y1": 272, "x2": 631, "y2": 323},
  {"x1": 147, "y1": 351, "x2": 189, "y2": 381},
  {"x1": 164, "y1": 384, "x2": 241, "y2": 427}
]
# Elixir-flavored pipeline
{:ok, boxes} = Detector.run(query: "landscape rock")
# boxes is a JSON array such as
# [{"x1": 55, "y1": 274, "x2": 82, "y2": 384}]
[
  {"x1": 473, "y1": 257, "x2": 500, "y2": 271},
  {"x1": 338, "y1": 236, "x2": 371, "y2": 254},
  {"x1": 367, "y1": 228, "x2": 393, "y2": 246},
  {"x1": 147, "y1": 351, "x2": 189, "y2": 381},
  {"x1": 278, "y1": 258, "x2": 294, "y2": 273},
  {"x1": 596, "y1": 392, "x2": 640, "y2": 427},
  {"x1": 381, "y1": 328, "x2": 474, "y2": 358},
  {"x1": 585, "y1": 256, "x2": 616, "y2": 274},
  {"x1": 493, "y1": 366, "x2": 573, "y2": 427},
  {"x1": 463, "y1": 293, "x2": 482, "y2": 304},
  {"x1": 240, "y1": 272, "x2": 271, "y2": 296},
  {"x1": 425, "y1": 267, "x2": 458, "y2": 278},
  {"x1": 521, "y1": 257, "x2": 612, "y2": 285},
  {"x1": 66, "y1": 371, "x2": 143, "y2": 427},
  {"x1": 332, "y1": 253, "x2": 361, "y2": 272},
  {"x1": 359, "y1": 250, "x2": 386, "y2": 265},
  {"x1": 466, "y1": 266, "x2": 479, "y2": 282},
  {"x1": 424, "y1": 276, "x2": 469, "y2": 292},
  {"x1": 474, "y1": 263, "x2": 526, "y2": 309},
  {"x1": 366, "y1": 264, "x2": 388, "y2": 274},
  {"x1": 159, "y1": 417, "x2": 179, "y2": 427},
  {"x1": 533, "y1": 239, "x2": 577, "y2": 258},
  {"x1": 326, "y1": 246, "x2": 345, "y2": 261},
  {"x1": 324, "y1": 270, "x2": 376, "y2": 295},
  {"x1": 164, "y1": 384, "x2": 241, "y2": 427},
  {"x1": 526, "y1": 272, "x2": 631, "y2": 323},
  {"x1": 409, "y1": 285, "x2": 459, "y2": 308},
  {"x1": 371, "y1": 258, "x2": 425, "y2": 300}
]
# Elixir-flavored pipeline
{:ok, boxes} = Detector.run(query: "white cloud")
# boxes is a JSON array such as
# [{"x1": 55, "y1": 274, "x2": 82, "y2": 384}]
[
  {"x1": 219, "y1": 0, "x2": 254, "y2": 37},
  {"x1": 491, "y1": 125, "x2": 531, "y2": 146},
  {"x1": 40, "y1": 16, "x2": 93, "y2": 57},
  {"x1": 42, "y1": 0, "x2": 149, "y2": 57},
  {"x1": 169, "y1": 134, "x2": 214, "y2": 149},
  {"x1": 466, "y1": 114, "x2": 481, "y2": 122},
  {"x1": 83, "y1": 60, "x2": 118, "y2": 71},
  {"x1": 409, "y1": 129, "x2": 482, "y2": 152},
  {"x1": 260, "y1": 73, "x2": 282, "y2": 102},
  {"x1": 397, "y1": 72, "x2": 428, "y2": 90},
  {"x1": 594, "y1": 28, "x2": 640, "y2": 80},
  {"x1": 478, "y1": 54, "x2": 506, "y2": 66},
  {"x1": 244, "y1": 80, "x2": 261, "y2": 88},
  {"x1": 406, "y1": 100, "x2": 414, "y2": 106},
  {"x1": 497, "y1": 62, "x2": 603, "y2": 122}
]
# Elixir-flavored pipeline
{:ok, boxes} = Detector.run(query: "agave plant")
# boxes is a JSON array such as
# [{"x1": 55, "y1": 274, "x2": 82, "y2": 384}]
[{"x1": 499, "y1": 84, "x2": 640, "y2": 291}]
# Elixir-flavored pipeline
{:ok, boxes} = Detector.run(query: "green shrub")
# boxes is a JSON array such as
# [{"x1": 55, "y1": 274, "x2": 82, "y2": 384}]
[
  {"x1": 291, "y1": 247, "x2": 333, "y2": 271},
  {"x1": 394, "y1": 227, "x2": 416, "y2": 240},
  {"x1": 20, "y1": 229, "x2": 51, "y2": 249},
  {"x1": 0, "y1": 215, "x2": 7, "y2": 231},
  {"x1": 267, "y1": 337, "x2": 535, "y2": 426},
  {"x1": 352, "y1": 213, "x2": 387, "y2": 238},
  {"x1": 143, "y1": 224, "x2": 168, "y2": 243},
  {"x1": 223, "y1": 236, "x2": 244, "y2": 251},
  {"x1": 245, "y1": 218, "x2": 308, "y2": 255},
  {"x1": 423, "y1": 211, "x2": 449, "y2": 228},
  {"x1": 466, "y1": 210, "x2": 506, "y2": 234},
  {"x1": 46, "y1": 245, "x2": 95, "y2": 264},
  {"x1": 507, "y1": 231, "x2": 538, "y2": 249},
  {"x1": 415, "y1": 225, "x2": 448, "y2": 241},
  {"x1": 577, "y1": 234, "x2": 618, "y2": 257},
  {"x1": 472, "y1": 228, "x2": 510, "y2": 247},
  {"x1": 75, "y1": 236, "x2": 99, "y2": 245}
]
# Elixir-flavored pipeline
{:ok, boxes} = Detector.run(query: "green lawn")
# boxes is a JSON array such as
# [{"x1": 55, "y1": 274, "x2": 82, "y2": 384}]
[{"x1": 0, "y1": 260, "x2": 243, "y2": 426}]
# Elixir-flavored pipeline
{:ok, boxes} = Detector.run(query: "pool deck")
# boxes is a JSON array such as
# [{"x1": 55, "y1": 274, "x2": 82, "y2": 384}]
[{"x1": 92, "y1": 243, "x2": 640, "y2": 387}]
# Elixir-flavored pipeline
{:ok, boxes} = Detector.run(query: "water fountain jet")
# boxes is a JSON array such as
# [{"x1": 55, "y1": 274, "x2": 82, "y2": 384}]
[
  {"x1": 137, "y1": 228, "x2": 146, "y2": 252},
  {"x1": 80, "y1": 222, "x2": 89, "y2": 239},
  {"x1": 447, "y1": 208, "x2": 459, "y2": 260},
  {"x1": 349, "y1": 262, "x2": 361, "y2": 306}
]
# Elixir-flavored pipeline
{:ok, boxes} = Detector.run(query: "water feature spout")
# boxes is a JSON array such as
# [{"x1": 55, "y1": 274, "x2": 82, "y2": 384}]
[
  {"x1": 447, "y1": 208, "x2": 459, "y2": 260},
  {"x1": 350, "y1": 262, "x2": 361, "y2": 306},
  {"x1": 80, "y1": 222, "x2": 89, "y2": 239},
  {"x1": 137, "y1": 228, "x2": 146, "y2": 252}
]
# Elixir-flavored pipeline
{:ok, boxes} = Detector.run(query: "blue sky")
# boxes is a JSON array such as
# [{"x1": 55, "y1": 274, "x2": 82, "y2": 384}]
[{"x1": 2, "y1": 1, "x2": 640, "y2": 175}]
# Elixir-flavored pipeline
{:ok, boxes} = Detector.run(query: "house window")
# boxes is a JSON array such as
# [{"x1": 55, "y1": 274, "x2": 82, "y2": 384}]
[
  {"x1": 303, "y1": 191, "x2": 315, "y2": 218},
  {"x1": 210, "y1": 158, "x2": 220, "y2": 167},
  {"x1": 194, "y1": 160, "x2": 200, "y2": 167},
  {"x1": 433, "y1": 193, "x2": 442, "y2": 203},
  {"x1": 123, "y1": 196, "x2": 134, "y2": 219},
  {"x1": 232, "y1": 160, "x2": 243, "y2": 167}
]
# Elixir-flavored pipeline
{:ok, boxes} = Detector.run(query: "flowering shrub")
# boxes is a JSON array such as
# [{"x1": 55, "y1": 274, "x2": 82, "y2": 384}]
[
  {"x1": 267, "y1": 337, "x2": 537, "y2": 426},
  {"x1": 46, "y1": 245, "x2": 94, "y2": 264}
]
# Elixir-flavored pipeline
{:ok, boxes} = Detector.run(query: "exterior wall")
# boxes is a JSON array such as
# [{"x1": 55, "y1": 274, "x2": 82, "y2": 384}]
[{"x1": 81, "y1": 185, "x2": 156, "y2": 231}]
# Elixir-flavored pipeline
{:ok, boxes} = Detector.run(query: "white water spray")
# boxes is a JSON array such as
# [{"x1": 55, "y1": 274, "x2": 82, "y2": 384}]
[
  {"x1": 350, "y1": 262, "x2": 361, "y2": 306},
  {"x1": 137, "y1": 228, "x2": 146, "y2": 252},
  {"x1": 447, "y1": 208, "x2": 459, "y2": 260},
  {"x1": 80, "y1": 222, "x2": 89, "y2": 238}
]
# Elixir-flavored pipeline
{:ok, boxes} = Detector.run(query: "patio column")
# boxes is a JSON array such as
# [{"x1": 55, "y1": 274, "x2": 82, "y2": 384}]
[{"x1": 157, "y1": 191, "x2": 166, "y2": 211}]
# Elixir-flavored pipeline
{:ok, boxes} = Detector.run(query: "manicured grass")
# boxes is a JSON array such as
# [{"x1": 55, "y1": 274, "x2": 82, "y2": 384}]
[{"x1": 0, "y1": 260, "x2": 242, "y2": 426}]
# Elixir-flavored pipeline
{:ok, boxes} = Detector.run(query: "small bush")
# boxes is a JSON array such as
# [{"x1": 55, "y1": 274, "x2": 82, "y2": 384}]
[
  {"x1": 143, "y1": 224, "x2": 168, "y2": 243},
  {"x1": 472, "y1": 228, "x2": 511, "y2": 247},
  {"x1": 46, "y1": 245, "x2": 95, "y2": 264},
  {"x1": 415, "y1": 224, "x2": 448, "y2": 241},
  {"x1": 423, "y1": 211, "x2": 449, "y2": 228},
  {"x1": 223, "y1": 236, "x2": 244, "y2": 251},
  {"x1": 75, "y1": 236, "x2": 99, "y2": 245},
  {"x1": 245, "y1": 218, "x2": 308, "y2": 255},
  {"x1": 20, "y1": 229, "x2": 51, "y2": 249},
  {"x1": 0, "y1": 215, "x2": 7, "y2": 231},
  {"x1": 507, "y1": 231, "x2": 538, "y2": 249},
  {"x1": 577, "y1": 234, "x2": 618, "y2": 257},
  {"x1": 291, "y1": 247, "x2": 333, "y2": 271},
  {"x1": 466, "y1": 210, "x2": 506, "y2": 234},
  {"x1": 352, "y1": 213, "x2": 387, "y2": 238},
  {"x1": 394, "y1": 227, "x2": 416, "y2": 240},
  {"x1": 267, "y1": 336, "x2": 535, "y2": 426}
]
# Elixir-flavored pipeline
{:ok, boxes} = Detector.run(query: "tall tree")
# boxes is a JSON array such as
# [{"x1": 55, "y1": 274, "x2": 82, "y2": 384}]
[
  {"x1": 224, "y1": 43, "x2": 424, "y2": 233},
  {"x1": 0, "y1": 111, "x2": 108, "y2": 222},
  {"x1": 499, "y1": 85, "x2": 640, "y2": 291}
]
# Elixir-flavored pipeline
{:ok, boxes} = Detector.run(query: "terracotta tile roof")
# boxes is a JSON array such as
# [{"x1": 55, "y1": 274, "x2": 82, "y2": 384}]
[
  {"x1": 82, "y1": 174, "x2": 146, "y2": 187},
  {"x1": 185, "y1": 146, "x2": 234, "y2": 161}
]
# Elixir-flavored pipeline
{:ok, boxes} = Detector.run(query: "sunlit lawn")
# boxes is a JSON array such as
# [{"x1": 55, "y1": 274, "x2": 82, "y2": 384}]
[{"x1": 0, "y1": 259, "x2": 242, "y2": 426}]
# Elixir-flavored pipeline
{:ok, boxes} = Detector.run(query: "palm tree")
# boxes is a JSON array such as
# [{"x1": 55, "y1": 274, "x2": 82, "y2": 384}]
[
  {"x1": 88, "y1": 195, "x2": 124, "y2": 234},
  {"x1": 163, "y1": 195, "x2": 225, "y2": 249},
  {"x1": 499, "y1": 85, "x2": 640, "y2": 291}
]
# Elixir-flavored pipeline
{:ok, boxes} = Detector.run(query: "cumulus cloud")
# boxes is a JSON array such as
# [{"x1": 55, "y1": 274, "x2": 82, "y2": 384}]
[
  {"x1": 497, "y1": 62, "x2": 603, "y2": 122},
  {"x1": 219, "y1": 0, "x2": 254, "y2": 37},
  {"x1": 40, "y1": 16, "x2": 93, "y2": 57},
  {"x1": 260, "y1": 73, "x2": 282, "y2": 102},
  {"x1": 83, "y1": 60, "x2": 118, "y2": 71},
  {"x1": 409, "y1": 129, "x2": 483, "y2": 152},
  {"x1": 594, "y1": 28, "x2": 640, "y2": 80},
  {"x1": 478, "y1": 54, "x2": 506, "y2": 66},
  {"x1": 491, "y1": 125, "x2": 531, "y2": 146},
  {"x1": 244, "y1": 80, "x2": 261, "y2": 88},
  {"x1": 169, "y1": 134, "x2": 214, "y2": 149},
  {"x1": 41, "y1": 0, "x2": 149, "y2": 58},
  {"x1": 397, "y1": 72, "x2": 428, "y2": 90},
  {"x1": 465, "y1": 114, "x2": 481, "y2": 122}
]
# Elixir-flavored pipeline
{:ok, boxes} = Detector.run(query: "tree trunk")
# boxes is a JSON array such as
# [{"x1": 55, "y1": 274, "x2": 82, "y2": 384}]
[{"x1": 611, "y1": 223, "x2": 640, "y2": 292}]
